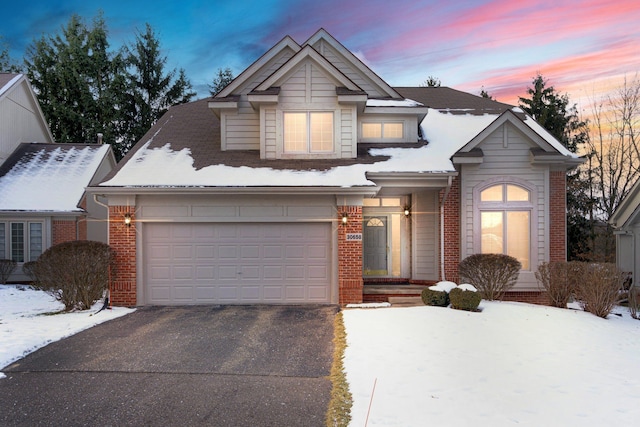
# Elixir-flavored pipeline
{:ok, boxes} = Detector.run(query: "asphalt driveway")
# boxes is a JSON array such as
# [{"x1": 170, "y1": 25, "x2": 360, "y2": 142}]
[{"x1": 0, "y1": 305, "x2": 339, "y2": 426}]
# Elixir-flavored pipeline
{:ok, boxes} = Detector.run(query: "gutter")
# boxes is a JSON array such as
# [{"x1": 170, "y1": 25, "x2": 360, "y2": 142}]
[{"x1": 440, "y1": 176, "x2": 453, "y2": 281}]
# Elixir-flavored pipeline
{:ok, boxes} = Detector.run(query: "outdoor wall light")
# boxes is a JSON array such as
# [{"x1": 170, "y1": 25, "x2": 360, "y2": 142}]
[
  {"x1": 341, "y1": 212, "x2": 349, "y2": 225},
  {"x1": 124, "y1": 213, "x2": 132, "y2": 227},
  {"x1": 403, "y1": 206, "x2": 411, "y2": 218}
]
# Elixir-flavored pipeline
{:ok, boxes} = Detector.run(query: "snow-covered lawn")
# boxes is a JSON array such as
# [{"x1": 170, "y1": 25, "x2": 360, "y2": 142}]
[
  {"x1": 0, "y1": 284, "x2": 134, "y2": 378},
  {"x1": 344, "y1": 301, "x2": 640, "y2": 426},
  {"x1": 3, "y1": 284, "x2": 640, "y2": 426}
]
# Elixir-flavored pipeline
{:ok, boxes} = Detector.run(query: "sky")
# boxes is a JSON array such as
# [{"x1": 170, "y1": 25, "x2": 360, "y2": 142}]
[{"x1": 2, "y1": 0, "x2": 639, "y2": 108}]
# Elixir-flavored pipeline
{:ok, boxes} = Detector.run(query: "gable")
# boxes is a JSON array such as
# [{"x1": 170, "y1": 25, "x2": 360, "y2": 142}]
[
  {"x1": 304, "y1": 29, "x2": 400, "y2": 99},
  {"x1": 611, "y1": 177, "x2": 640, "y2": 229},
  {"x1": 0, "y1": 75, "x2": 54, "y2": 164}
]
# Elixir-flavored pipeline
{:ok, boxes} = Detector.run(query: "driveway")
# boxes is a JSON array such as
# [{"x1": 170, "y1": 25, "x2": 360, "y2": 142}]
[{"x1": 0, "y1": 305, "x2": 338, "y2": 426}]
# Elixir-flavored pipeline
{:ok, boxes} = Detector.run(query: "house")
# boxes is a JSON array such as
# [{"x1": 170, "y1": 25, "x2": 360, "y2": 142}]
[
  {"x1": 610, "y1": 177, "x2": 640, "y2": 288},
  {"x1": 0, "y1": 73, "x2": 116, "y2": 281},
  {"x1": 91, "y1": 29, "x2": 582, "y2": 307}
]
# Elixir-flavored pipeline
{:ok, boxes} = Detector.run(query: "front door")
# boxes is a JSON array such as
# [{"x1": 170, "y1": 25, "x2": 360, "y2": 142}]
[{"x1": 363, "y1": 216, "x2": 388, "y2": 275}]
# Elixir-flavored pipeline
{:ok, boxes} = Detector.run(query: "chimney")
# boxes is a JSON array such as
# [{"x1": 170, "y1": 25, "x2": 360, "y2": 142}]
[{"x1": 97, "y1": 133, "x2": 103, "y2": 144}]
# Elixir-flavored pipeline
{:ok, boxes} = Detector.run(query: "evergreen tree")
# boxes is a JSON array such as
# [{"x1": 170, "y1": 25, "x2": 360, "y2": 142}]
[
  {"x1": 209, "y1": 67, "x2": 234, "y2": 96},
  {"x1": 25, "y1": 13, "x2": 125, "y2": 149},
  {"x1": 518, "y1": 74, "x2": 593, "y2": 260},
  {"x1": 121, "y1": 23, "x2": 195, "y2": 156},
  {"x1": 420, "y1": 75, "x2": 441, "y2": 87},
  {"x1": 480, "y1": 87, "x2": 494, "y2": 100},
  {"x1": 0, "y1": 36, "x2": 21, "y2": 72}
]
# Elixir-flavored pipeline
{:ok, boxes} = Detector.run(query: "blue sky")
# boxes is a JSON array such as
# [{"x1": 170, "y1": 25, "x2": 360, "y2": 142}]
[{"x1": 2, "y1": 0, "x2": 639, "y2": 105}]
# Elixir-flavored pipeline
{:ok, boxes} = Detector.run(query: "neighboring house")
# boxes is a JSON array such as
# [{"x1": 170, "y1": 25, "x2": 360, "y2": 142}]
[
  {"x1": 610, "y1": 177, "x2": 640, "y2": 288},
  {"x1": 0, "y1": 73, "x2": 116, "y2": 282},
  {"x1": 91, "y1": 29, "x2": 582, "y2": 307}
]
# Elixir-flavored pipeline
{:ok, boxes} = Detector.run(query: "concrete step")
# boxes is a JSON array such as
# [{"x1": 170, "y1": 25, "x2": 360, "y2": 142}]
[{"x1": 388, "y1": 296, "x2": 424, "y2": 307}]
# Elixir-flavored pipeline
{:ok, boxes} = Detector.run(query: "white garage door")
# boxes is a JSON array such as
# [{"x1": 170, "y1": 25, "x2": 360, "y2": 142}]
[{"x1": 144, "y1": 223, "x2": 332, "y2": 305}]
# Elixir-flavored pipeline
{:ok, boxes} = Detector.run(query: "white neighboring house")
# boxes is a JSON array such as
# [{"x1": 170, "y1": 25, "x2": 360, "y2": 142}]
[
  {"x1": 0, "y1": 73, "x2": 116, "y2": 282},
  {"x1": 610, "y1": 177, "x2": 640, "y2": 288}
]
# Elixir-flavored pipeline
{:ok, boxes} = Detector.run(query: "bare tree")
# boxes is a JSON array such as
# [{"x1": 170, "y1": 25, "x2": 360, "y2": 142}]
[
  {"x1": 584, "y1": 74, "x2": 640, "y2": 260},
  {"x1": 587, "y1": 74, "x2": 640, "y2": 221}
]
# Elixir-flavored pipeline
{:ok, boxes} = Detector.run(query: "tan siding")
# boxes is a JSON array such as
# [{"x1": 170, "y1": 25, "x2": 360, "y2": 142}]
[
  {"x1": 340, "y1": 109, "x2": 354, "y2": 157},
  {"x1": 317, "y1": 46, "x2": 385, "y2": 97},
  {"x1": 413, "y1": 190, "x2": 439, "y2": 280},
  {"x1": 265, "y1": 109, "x2": 276, "y2": 159},
  {"x1": 280, "y1": 67, "x2": 307, "y2": 104},
  {"x1": 460, "y1": 122, "x2": 548, "y2": 289},
  {"x1": 224, "y1": 100, "x2": 260, "y2": 150}
]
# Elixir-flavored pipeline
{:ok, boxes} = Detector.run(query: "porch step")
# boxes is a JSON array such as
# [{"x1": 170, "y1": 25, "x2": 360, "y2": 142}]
[
  {"x1": 388, "y1": 296, "x2": 424, "y2": 307},
  {"x1": 363, "y1": 284, "x2": 428, "y2": 295}
]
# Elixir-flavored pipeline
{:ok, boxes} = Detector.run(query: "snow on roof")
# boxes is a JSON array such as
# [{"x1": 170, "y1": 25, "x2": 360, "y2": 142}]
[
  {"x1": 0, "y1": 144, "x2": 110, "y2": 212},
  {"x1": 522, "y1": 114, "x2": 578, "y2": 158},
  {"x1": 366, "y1": 98, "x2": 423, "y2": 107}
]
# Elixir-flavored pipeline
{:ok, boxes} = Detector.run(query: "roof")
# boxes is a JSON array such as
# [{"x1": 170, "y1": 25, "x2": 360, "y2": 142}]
[
  {"x1": 0, "y1": 73, "x2": 22, "y2": 97},
  {"x1": 100, "y1": 87, "x2": 579, "y2": 189},
  {"x1": 610, "y1": 177, "x2": 640, "y2": 229},
  {"x1": 0, "y1": 143, "x2": 112, "y2": 212}
]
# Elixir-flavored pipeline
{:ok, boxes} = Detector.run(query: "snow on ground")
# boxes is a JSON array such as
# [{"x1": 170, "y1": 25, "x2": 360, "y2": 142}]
[
  {"x1": 343, "y1": 301, "x2": 640, "y2": 426},
  {"x1": 3, "y1": 284, "x2": 639, "y2": 426},
  {"x1": 0, "y1": 285, "x2": 134, "y2": 378}
]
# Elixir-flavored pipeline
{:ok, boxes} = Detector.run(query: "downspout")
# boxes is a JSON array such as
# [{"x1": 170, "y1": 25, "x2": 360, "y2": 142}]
[
  {"x1": 440, "y1": 176, "x2": 453, "y2": 281},
  {"x1": 93, "y1": 194, "x2": 109, "y2": 240}
]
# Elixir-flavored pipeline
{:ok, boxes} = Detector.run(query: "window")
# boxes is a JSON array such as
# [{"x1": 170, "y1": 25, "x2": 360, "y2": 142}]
[
  {"x1": 0, "y1": 221, "x2": 44, "y2": 263},
  {"x1": 284, "y1": 112, "x2": 333, "y2": 153},
  {"x1": 478, "y1": 183, "x2": 531, "y2": 270},
  {"x1": 361, "y1": 121, "x2": 404, "y2": 140}
]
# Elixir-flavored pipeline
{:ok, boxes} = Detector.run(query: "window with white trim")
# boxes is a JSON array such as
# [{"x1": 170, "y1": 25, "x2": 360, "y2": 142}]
[
  {"x1": 0, "y1": 221, "x2": 44, "y2": 263},
  {"x1": 284, "y1": 111, "x2": 334, "y2": 153},
  {"x1": 361, "y1": 121, "x2": 404, "y2": 140},
  {"x1": 479, "y1": 183, "x2": 531, "y2": 270}
]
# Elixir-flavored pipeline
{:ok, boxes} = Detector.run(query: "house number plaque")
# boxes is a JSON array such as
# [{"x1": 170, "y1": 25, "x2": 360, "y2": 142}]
[{"x1": 346, "y1": 233, "x2": 362, "y2": 241}]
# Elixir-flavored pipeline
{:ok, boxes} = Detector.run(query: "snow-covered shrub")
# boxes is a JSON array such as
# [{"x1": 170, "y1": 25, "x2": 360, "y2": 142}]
[
  {"x1": 421, "y1": 287, "x2": 449, "y2": 306},
  {"x1": 575, "y1": 263, "x2": 625, "y2": 319},
  {"x1": 28, "y1": 241, "x2": 115, "y2": 311},
  {"x1": 449, "y1": 287, "x2": 481, "y2": 311},
  {"x1": 458, "y1": 254, "x2": 521, "y2": 300},
  {"x1": 0, "y1": 259, "x2": 17, "y2": 285},
  {"x1": 535, "y1": 261, "x2": 582, "y2": 308},
  {"x1": 458, "y1": 283, "x2": 477, "y2": 292}
]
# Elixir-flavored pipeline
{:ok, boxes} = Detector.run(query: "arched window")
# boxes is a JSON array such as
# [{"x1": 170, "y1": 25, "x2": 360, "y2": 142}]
[{"x1": 478, "y1": 183, "x2": 532, "y2": 270}]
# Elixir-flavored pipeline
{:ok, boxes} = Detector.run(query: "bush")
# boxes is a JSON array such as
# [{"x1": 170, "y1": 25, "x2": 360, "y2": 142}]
[
  {"x1": 29, "y1": 241, "x2": 115, "y2": 311},
  {"x1": 458, "y1": 254, "x2": 521, "y2": 300},
  {"x1": 0, "y1": 259, "x2": 17, "y2": 284},
  {"x1": 421, "y1": 287, "x2": 449, "y2": 307},
  {"x1": 574, "y1": 263, "x2": 625, "y2": 319},
  {"x1": 535, "y1": 261, "x2": 582, "y2": 308},
  {"x1": 449, "y1": 287, "x2": 482, "y2": 311}
]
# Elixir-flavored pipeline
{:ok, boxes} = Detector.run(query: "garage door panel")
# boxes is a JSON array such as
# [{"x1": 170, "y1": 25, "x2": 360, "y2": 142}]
[{"x1": 145, "y1": 223, "x2": 331, "y2": 305}]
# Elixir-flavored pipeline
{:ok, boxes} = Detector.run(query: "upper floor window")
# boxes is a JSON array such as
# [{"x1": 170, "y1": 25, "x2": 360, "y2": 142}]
[
  {"x1": 478, "y1": 183, "x2": 532, "y2": 270},
  {"x1": 362, "y1": 121, "x2": 404, "y2": 141},
  {"x1": 284, "y1": 111, "x2": 333, "y2": 153}
]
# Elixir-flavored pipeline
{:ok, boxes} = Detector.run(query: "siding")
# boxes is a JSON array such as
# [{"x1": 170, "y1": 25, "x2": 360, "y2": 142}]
[
  {"x1": 311, "y1": 40, "x2": 386, "y2": 97},
  {"x1": 0, "y1": 81, "x2": 52, "y2": 163},
  {"x1": 223, "y1": 50, "x2": 294, "y2": 151},
  {"x1": 460, "y1": 122, "x2": 548, "y2": 289},
  {"x1": 413, "y1": 190, "x2": 439, "y2": 280}
]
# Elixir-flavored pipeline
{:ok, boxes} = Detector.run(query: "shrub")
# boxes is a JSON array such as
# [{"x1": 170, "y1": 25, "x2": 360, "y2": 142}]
[
  {"x1": 574, "y1": 263, "x2": 625, "y2": 319},
  {"x1": 458, "y1": 254, "x2": 521, "y2": 300},
  {"x1": 449, "y1": 287, "x2": 482, "y2": 311},
  {"x1": 29, "y1": 241, "x2": 115, "y2": 311},
  {"x1": 0, "y1": 259, "x2": 17, "y2": 284},
  {"x1": 535, "y1": 261, "x2": 582, "y2": 308},
  {"x1": 629, "y1": 286, "x2": 639, "y2": 320},
  {"x1": 421, "y1": 287, "x2": 449, "y2": 307}
]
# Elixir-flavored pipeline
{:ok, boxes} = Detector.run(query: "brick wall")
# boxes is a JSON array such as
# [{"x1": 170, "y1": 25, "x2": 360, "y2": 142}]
[
  {"x1": 52, "y1": 219, "x2": 78, "y2": 245},
  {"x1": 337, "y1": 205, "x2": 363, "y2": 304},
  {"x1": 502, "y1": 291, "x2": 551, "y2": 306},
  {"x1": 441, "y1": 177, "x2": 461, "y2": 283},
  {"x1": 108, "y1": 206, "x2": 137, "y2": 307},
  {"x1": 549, "y1": 170, "x2": 567, "y2": 262}
]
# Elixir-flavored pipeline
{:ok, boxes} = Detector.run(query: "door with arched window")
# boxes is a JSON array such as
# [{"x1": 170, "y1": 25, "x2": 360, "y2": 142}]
[
  {"x1": 363, "y1": 216, "x2": 388, "y2": 275},
  {"x1": 477, "y1": 182, "x2": 533, "y2": 270}
]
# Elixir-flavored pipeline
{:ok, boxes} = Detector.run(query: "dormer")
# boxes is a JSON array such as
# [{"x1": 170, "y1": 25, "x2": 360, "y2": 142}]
[{"x1": 209, "y1": 29, "x2": 428, "y2": 159}]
